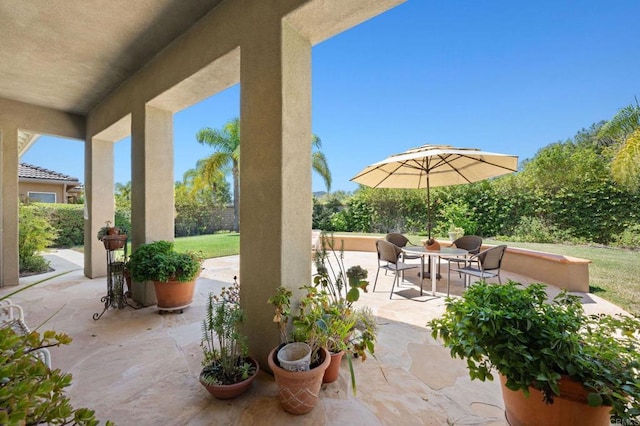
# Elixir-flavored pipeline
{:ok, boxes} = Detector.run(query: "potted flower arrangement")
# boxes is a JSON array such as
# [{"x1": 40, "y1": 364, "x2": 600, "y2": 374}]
[
  {"x1": 97, "y1": 221, "x2": 127, "y2": 250},
  {"x1": 127, "y1": 240, "x2": 201, "y2": 311},
  {"x1": 266, "y1": 233, "x2": 377, "y2": 414},
  {"x1": 428, "y1": 281, "x2": 640, "y2": 425},
  {"x1": 199, "y1": 277, "x2": 259, "y2": 399}
]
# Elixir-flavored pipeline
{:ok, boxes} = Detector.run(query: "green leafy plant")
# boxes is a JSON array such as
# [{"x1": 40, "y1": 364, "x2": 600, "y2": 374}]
[
  {"x1": 18, "y1": 204, "x2": 56, "y2": 274},
  {"x1": 1, "y1": 289, "x2": 112, "y2": 425},
  {"x1": 428, "y1": 281, "x2": 640, "y2": 421},
  {"x1": 200, "y1": 277, "x2": 256, "y2": 386},
  {"x1": 128, "y1": 240, "x2": 201, "y2": 282},
  {"x1": 96, "y1": 220, "x2": 119, "y2": 241},
  {"x1": 268, "y1": 233, "x2": 377, "y2": 394}
]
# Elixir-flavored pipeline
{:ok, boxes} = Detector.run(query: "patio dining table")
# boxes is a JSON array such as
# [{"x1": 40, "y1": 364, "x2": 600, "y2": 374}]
[{"x1": 402, "y1": 246, "x2": 468, "y2": 296}]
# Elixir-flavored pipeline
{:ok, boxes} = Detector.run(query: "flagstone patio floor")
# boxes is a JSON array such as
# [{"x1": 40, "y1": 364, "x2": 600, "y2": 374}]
[{"x1": 3, "y1": 248, "x2": 626, "y2": 426}]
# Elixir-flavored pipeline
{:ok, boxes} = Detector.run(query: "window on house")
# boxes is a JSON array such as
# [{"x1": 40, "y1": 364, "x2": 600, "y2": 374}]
[{"x1": 27, "y1": 192, "x2": 56, "y2": 203}]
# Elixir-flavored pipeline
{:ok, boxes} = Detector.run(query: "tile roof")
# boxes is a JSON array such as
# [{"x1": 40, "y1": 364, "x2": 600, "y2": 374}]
[{"x1": 18, "y1": 163, "x2": 79, "y2": 182}]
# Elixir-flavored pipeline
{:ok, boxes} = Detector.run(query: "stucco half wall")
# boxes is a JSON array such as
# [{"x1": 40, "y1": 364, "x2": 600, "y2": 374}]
[{"x1": 320, "y1": 234, "x2": 591, "y2": 293}]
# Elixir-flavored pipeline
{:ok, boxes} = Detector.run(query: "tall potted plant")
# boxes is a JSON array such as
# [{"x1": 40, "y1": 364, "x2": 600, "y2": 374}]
[
  {"x1": 428, "y1": 281, "x2": 640, "y2": 425},
  {"x1": 267, "y1": 286, "x2": 331, "y2": 415},
  {"x1": 199, "y1": 277, "x2": 258, "y2": 399},
  {"x1": 266, "y1": 233, "x2": 378, "y2": 415},
  {"x1": 128, "y1": 240, "x2": 201, "y2": 311}
]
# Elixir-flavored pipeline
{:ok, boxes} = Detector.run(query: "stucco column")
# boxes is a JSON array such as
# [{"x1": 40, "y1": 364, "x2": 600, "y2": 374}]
[
  {"x1": 240, "y1": 20, "x2": 312, "y2": 367},
  {"x1": 84, "y1": 137, "x2": 114, "y2": 278},
  {"x1": 0, "y1": 127, "x2": 19, "y2": 286},
  {"x1": 130, "y1": 105, "x2": 174, "y2": 305}
]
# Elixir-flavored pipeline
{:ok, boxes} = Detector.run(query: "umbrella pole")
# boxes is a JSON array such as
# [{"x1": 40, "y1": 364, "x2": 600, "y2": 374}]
[{"x1": 426, "y1": 178, "x2": 432, "y2": 240}]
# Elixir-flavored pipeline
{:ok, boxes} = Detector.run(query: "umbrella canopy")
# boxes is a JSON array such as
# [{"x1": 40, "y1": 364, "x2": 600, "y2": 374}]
[{"x1": 350, "y1": 144, "x2": 518, "y2": 238}]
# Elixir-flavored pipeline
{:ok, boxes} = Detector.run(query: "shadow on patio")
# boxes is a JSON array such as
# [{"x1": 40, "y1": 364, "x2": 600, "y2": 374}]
[{"x1": 3, "y1": 248, "x2": 624, "y2": 425}]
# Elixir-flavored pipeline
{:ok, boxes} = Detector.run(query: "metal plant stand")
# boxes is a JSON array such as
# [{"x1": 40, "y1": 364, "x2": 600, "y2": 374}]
[{"x1": 93, "y1": 235, "x2": 139, "y2": 320}]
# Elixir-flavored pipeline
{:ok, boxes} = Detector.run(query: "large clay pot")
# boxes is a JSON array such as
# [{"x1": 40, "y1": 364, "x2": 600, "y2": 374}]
[
  {"x1": 500, "y1": 375, "x2": 611, "y2": 426},
  {"x1": 322, "y1": 350, "x2": 345, "y2": 383},
  {"x1": 268, "y1": 346, "x2": 331, "y2": 415},
  {"x1": 199, "y1": 357, "x2": 259, "y2": 400},
  {"x1": 152, "y1": 278, "x2": 197, "y2": 309}
]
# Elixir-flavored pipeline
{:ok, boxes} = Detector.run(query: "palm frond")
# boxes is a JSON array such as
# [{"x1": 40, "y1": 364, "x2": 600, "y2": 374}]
[{"x1": 611, "y1": 128, "x2": 640, "y2": 192}]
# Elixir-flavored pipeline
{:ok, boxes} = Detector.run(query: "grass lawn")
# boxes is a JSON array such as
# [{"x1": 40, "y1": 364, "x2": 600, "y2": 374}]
[
  {"x1": 484, "y1": 239, "x2": 640, "y2": 316},
  {"x1": 172, "y1": 233, "x2": 240, "y2": 258}
]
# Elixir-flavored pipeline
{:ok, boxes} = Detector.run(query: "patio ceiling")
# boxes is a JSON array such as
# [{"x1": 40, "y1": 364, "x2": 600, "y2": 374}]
[{"x1": 0, "y1": 0, "x2": 224, "y2": 115}]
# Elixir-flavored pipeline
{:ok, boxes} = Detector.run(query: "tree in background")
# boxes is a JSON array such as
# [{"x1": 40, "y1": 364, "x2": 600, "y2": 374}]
[
  {"x1": 114, "y1": 181, "x2": 131, "y2": 211},
  {"x1": 312, "y1": 135, "x2": 332, "y2": 192},
  {"x1": 196, "y1": 117, "x2": 333, "y2": 231},
  {"x1": 182, "y1": 158, "x2": 231, "y2": 205},
  {"x1": 196, "y1": 118, "x2": 241, "y2": 231},
  {"x1": 597, "y1": 99, "x2": 640, "y2": 191}
]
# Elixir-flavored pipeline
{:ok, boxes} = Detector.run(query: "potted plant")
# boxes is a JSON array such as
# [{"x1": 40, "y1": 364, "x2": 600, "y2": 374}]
[
  {"x1": 428, "y1": 281, "x2": 640, "y2": 425},
  {"x1": 310, "y1": 238, "x2": 376, "y2": 386},
  {"x1": 199, "y1": 277, "x2": 259, "y2": 399},
  {"x1": 97, "y1": 221, "x2": 127, "y2": 250},
  {"x1": 447, "y1": 225, "x2": 464, "y2": 242},
  {"x1": 128, "y1": 240, "x2": 201, "y2": 311},
  {"x1": 266, "y1": 234, "x2": 377, "y2": 414},
  {"x1": 267, "y1": 286, "x2": 331, "y2": 415}
]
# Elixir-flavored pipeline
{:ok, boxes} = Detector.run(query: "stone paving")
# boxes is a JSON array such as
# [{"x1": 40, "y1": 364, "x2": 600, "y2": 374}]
[{"x1": 3, "y1": 248, "x2": 625, "y2": 425}]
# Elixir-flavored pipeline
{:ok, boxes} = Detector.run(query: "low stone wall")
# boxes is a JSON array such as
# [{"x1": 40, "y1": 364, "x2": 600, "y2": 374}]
[{"x1": 320, "y1": 234, "x2": 591, "y2": 293}]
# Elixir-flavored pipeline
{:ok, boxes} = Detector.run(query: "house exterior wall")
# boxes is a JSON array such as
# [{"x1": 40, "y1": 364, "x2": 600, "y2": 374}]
[{"x1": 19, "y1": 181, "x2": 66, "y2": 203}]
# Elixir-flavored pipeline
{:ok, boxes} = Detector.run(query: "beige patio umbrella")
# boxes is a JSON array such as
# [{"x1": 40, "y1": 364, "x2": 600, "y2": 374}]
[{"x1": 350, "y1": 144, "x2": 518, "y2": 239}]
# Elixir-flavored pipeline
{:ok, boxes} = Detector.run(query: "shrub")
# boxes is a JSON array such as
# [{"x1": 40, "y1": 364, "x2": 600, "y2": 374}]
[
  {"x1": 0, "y1": 322, "x2": 112, "y2": 425},
  {"x1": 19, "y1": 205, "x2": 57, "y2": 273},
  {"x1": 612, "y1": 224, "x2": 640, "y2": 249},
  {"x1": 19, "y1": 255, "x2": 51, "y2": 274},
  {"x1": 29, "y1": 203, "x2": 84, "y2": 247}
]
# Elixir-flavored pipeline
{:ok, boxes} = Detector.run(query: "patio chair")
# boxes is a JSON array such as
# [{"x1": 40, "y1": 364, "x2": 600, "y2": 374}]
[
  {"x1": 0, "y1": 299, "x2": 52, "y2": 367},
  {"x1": 447, "y1": 245, "x2": 507, "y2": 297},
  {"x1": 441, "y1": 235, "x2": 483, "y2": 277},
  {"x1": 373, "y1": 239, "x2": 419, "y2": 299},
  {"x1": 385, "y1": 233, "x2": 421, "y2": 280}
]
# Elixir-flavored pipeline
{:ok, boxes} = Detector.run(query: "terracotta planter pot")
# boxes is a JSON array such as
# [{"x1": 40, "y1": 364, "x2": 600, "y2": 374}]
[
  {"x1": 199, "y1": 357, "x2": 259, "y2": 400},
  {"x1": 500, "y1": 375, "x2": 611, "y2": 426},
  {"x1": 268, "y1": 346, "x2": 331, "y2": 415},
  {"x1": 322, "y1": 350, "x2": 345, "y2": 384},
  {"x1": 424, "y1": 240, "x2": 441, "y2": 251},
  {"x1": 102, "y1": 234, "x2": 127, "y2": 250},
  {"x1": 152, "y1": 277, "x2": 197, "y2": 309}
]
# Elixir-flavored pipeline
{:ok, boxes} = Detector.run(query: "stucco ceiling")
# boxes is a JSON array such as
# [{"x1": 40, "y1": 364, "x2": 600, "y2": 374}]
[{"x1": 0, "y1": 0, "x2": 223, "y2": 115}]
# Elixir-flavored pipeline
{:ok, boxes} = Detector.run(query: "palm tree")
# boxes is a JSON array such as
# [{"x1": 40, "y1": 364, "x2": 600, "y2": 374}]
[
  {"x1": 312, "y1": 135, "x2": 332, "y2": 193},
  {"x1": 182, "y1": 158, "x2": 230, "y2": 205},
  {"x1": 598, "y1": 99, "x2": 640, "y2": 191},
  {"x1": 196, "y1": 118, "x2": 241, "y2": 231},
  {"x1": 196, "y1": 118, "x2": 333, "y2": 231},
  {"x1": 114, "y1": 181, "x2": 131, "y2": 210}
]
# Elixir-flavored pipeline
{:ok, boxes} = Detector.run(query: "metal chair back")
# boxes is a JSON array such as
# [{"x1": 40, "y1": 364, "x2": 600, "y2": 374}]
[
  {"x1": 478, "y1": 245, "x2": 507, "y2": 271},
  {"x1": 385, "y1": 233, "x2": 410, "y2": 248},
  {"x1": 452, "y1": 235, "x2": 482, "y2": 255}
]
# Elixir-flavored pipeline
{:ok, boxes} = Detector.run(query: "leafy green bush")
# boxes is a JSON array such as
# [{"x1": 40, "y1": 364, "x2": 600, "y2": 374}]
[
  {"x1": 19, "y1": 205, "x2": 57, "y2": 273},
  {"x1": 27, "y1": 203, "x2": 83, "y2": 247},
  {"x1": 0, "y1": 324, "x2": 113, "y2": 425},
  {"x1": 128, "y1": 240, "x2": 201, "y2": 282},
  {"x1": 611, "y1": 224, "x2": 640, "y2": 249},
  {"x1": 19, "y1": 255, "x2": 51, "y2": 274},
  {"x1": 434, "y1": 201, "x2": 478, "y2": 236}
]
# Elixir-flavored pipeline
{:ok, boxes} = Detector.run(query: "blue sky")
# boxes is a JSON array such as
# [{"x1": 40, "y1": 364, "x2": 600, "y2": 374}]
[{"x1": 22, "y1": 0, "x2": 640, "y2": 193}]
